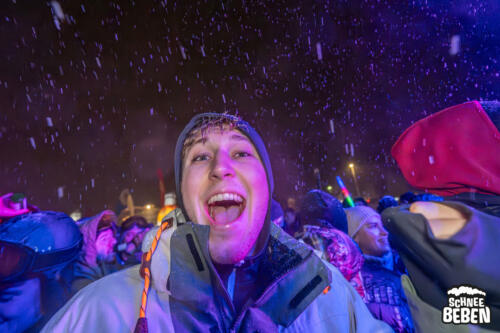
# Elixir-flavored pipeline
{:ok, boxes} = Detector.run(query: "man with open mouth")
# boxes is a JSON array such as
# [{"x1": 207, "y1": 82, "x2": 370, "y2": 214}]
[{"x1": 43, "y1": 113, "x2": 391, "y2": 332}]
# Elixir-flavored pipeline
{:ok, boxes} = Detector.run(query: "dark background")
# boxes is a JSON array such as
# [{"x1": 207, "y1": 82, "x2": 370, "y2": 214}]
[{"x1": 1, "y1": 0, "x2": 499, "y2": 215}]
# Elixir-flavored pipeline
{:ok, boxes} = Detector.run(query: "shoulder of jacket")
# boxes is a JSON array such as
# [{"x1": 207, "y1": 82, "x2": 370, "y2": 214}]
[{"x1": 142, "y1": 208, "x2": 185, "y2": 252}]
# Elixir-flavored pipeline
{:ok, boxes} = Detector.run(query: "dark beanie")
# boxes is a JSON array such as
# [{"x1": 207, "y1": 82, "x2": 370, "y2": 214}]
[{"x1": 299, "y1": 189, "x2": 348, "y2": 233}]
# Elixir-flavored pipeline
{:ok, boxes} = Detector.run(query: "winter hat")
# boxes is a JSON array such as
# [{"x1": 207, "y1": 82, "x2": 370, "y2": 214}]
[
  {"x1": 392, "y1": 101, "x2": 500, "y2": 196},
  {"x1": 345, "y1": 206, "x2": 380, "y2": 238},
  {"x1": 300, "y1": 189, "x2": 348, "y2": 233},
  {"x1": 0, "y1": 211, "x2": 82, "y2": 281},
  {"x1": 377, "y1": 195, "x2": 398, "y2": 213},
  {"x1": 399, "y1": 191, "x2": 416, "y2": 204}
]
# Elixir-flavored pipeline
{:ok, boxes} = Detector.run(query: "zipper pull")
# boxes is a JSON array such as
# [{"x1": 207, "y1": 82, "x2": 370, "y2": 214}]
[{"x1": 227, "y1": 267, "x2": 236, "y2": 301}]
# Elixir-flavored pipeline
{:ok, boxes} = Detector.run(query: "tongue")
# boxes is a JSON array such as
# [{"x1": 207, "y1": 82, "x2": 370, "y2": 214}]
[{"x1": 211, "y1": 205, "x2": 241, "y2": 225}]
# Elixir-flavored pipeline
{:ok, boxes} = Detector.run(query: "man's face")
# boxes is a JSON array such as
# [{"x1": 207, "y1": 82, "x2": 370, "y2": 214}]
[
  {"x1": 181, "y1": 127, "x2": 269, "y2": 264},
  {"x1": 0, "y1": 278, "x2": 42, "y2": 333},
  {"x1": 354, "y1": 215, "x2": 391, "y2": 257},
  {"x1": 122, "y1": 225, "x2": 148, "y2": 254},
  {"x1": 122, "y1": 225, "x2": 143, "y2": 244},
  {"x1": 96, "y1": 228, "x2": 117, "y2": 263}
]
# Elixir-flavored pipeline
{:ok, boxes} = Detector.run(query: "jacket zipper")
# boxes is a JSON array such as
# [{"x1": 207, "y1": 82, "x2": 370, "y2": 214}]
[
  {"x1": 227, "y1": 267, "x2": 237, "y2": 302},
  {"x1": 203, "y1": 242, "x2": 237, "y2": 332},
  {"x1": 230, "y1": 251, "x2": 314, "y2": 332}
]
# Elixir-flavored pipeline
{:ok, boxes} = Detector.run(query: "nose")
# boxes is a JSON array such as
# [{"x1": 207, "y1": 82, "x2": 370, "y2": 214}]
[
  {"x1": 209, "y1": 151, "x2": 234, "y2": 180},
  {"x1": 379, "y1": 225, "x2": 388, "y2": 237}
]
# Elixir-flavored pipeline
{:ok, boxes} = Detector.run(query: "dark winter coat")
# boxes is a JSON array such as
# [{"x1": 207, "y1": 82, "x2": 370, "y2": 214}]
[
  {"x1": 360, "y1": 251, "x2": 414, "y2": 333},
  {"x1": 383, "y1": 202, "x2": 500, "y2": 331}
]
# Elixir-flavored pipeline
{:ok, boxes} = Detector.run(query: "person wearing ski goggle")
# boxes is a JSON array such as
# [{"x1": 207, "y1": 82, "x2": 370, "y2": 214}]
[{"x1": 0, "y1": 211, "x2": 82, "y2": 333}]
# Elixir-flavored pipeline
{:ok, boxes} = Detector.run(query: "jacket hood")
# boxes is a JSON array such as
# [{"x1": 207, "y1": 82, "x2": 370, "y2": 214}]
[
  {"x1": 392, "y1": 101, "x2": 500, "y2": 196},
  {"x1": 173, "y1": 113, "x2": 274, "y2": 259},
  {"x1": 77, "y1": 210, "x2": 117, "y2": 267}
]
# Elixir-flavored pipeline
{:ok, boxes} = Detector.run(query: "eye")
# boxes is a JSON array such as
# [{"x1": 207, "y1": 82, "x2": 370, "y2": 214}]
[
  {"x1": 234, "y1": 151, "x2": 251, "y2": 158},
  {"x1": 192, "y1": 154, "x2": 210, "y2": 162}
]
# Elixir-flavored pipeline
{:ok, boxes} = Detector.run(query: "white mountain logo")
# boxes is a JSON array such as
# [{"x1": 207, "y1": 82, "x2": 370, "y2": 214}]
[
  {"x1": 443, "y1": 285, "x2": 490, "y2": 325},
  {"x1": 447, "y1": 286, "x2": 486, "y2": 297}
]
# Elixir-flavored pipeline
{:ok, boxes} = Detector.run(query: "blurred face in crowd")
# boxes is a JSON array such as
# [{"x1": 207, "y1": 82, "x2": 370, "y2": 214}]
[
  {"x1": 122, "y1": 225, "x2": 149, "y2": 254},
  {"x1": 353, "y1": 215, "x2": 391, "y2": 257},
  {"x1": 181, "y1": 126, "x2": 269, "y2": 264},
  {"x1": 284, "y1": 210, "x2": 296, "y2": 226},
  {"x1": 96, "y1": 228, "x2": 117, "y2": 263},
  {"x1": 123, "y1": 225, "x2": 143, "y2": 244},
  {"x1": 0, "y1": 278, "x2": 42, "y2": 332}
]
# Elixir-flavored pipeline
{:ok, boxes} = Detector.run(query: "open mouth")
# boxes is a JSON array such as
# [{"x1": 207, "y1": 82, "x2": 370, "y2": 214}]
[{"x1": 206, "y1": 192, "x2": 246, "y2": 226}]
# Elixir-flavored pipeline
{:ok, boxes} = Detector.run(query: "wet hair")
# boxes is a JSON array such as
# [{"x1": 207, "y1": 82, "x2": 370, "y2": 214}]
[
  {"x1": 121, "y1": 215, "x2": 151, "y2": 232},
  {"x1": 181, "y1": 115, "x2": 241, "y2": 163}
]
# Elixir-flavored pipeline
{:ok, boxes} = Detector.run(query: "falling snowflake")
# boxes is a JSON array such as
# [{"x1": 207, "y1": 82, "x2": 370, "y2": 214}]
[
  {"x1": 316, "y1": 42, "x2": 323, "y2": 61},
  {"x1": 449, "y1": 35, "x2": 460, "y2": 56},
  {"x1": 57, "y1": 187, "x2": 64, "y2": 198}
]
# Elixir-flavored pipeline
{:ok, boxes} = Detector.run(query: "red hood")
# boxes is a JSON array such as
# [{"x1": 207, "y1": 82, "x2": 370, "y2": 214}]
[{"x1": 391, "y1": 101, "x2": 500, "y2": 196}]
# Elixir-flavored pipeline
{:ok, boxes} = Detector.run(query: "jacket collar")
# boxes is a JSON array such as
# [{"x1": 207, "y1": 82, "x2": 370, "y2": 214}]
[{"x1": 150, "y1": 215, "x2": 332, "y2": 329}]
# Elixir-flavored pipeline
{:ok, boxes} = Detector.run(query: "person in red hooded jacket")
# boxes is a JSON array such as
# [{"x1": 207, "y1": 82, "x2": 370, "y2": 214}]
[{"x1": 384, "y1": 101, "x2": 500, "y2": 332}]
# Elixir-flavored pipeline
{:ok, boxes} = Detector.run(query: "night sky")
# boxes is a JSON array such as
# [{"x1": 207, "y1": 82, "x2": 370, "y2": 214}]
[{"x1": 1, "y1": 0, "x2": 499, "y2": 216}]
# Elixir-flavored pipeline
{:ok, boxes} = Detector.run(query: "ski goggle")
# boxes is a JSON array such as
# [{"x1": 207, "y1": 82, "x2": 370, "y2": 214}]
[{"x1": 0, "y1": 239, "x2": 82, "y2": 282}]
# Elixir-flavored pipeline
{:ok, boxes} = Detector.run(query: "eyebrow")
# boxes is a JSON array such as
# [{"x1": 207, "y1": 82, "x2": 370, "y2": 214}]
[
  {"x1": 191, "y1": 133, "x2": 249, "y2": 147},
  {"x1": 191, "y1": 137, "x2": 208, "y2": 146},
  {"x1": 230, "y1": 133, "x2": 250, "y2": 142}
]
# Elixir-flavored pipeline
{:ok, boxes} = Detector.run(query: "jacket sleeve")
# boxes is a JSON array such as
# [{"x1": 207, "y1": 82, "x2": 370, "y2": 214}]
[{"x1": 41, "y1": 267, "x2": 143, "y2": 333}]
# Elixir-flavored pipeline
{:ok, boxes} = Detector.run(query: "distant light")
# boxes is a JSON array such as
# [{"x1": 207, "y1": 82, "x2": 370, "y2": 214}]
[
  {"x1": 146, "y1": 204, "x2": 152, "y2": 209},
  {"x1": 326, "y1": 185, "x2": 333, "y2": 192},
  {"x1": 70, "y1": 210, "x2": 82, "y2": 221},
  {"x1": 348, "y1": 163, "x2": 354, "y2": 168}
]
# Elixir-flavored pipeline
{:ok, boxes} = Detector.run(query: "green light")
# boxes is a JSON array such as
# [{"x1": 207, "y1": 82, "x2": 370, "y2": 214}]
[{"x1": 326, "y1": 185, "x2": 333, "y2": 192}]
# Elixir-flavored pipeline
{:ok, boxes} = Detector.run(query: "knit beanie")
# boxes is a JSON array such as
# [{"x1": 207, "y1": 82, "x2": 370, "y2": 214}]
[
  {"x1": 300, "y1": 189, "x2": 348, "y2": 233},
  {"x1": 345, "y1": 206, "x2": 380, "y2": 238}
]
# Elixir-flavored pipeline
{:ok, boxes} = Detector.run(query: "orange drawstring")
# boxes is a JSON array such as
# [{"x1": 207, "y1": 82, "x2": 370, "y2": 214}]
[{"x1": 138, "y1": 218, "x2": 172, "y2": 319}]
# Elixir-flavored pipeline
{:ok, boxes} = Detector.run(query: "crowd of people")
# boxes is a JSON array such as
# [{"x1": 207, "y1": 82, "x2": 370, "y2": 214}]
[{"x1": 1, "y1": 101, "x2": 499, "y2": 332}]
